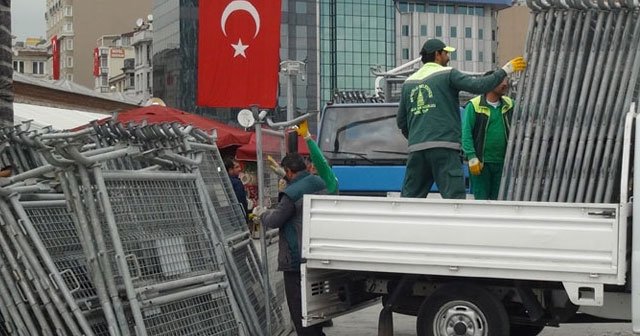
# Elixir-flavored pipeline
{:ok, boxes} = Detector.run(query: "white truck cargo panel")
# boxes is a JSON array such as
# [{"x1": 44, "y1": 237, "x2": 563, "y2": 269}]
[{"x1": 302, "y1": 196, "x2": 627, "y2": 285}]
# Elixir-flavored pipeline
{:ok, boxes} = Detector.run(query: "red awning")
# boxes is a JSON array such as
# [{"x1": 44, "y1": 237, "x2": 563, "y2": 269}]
[
  {"x1": 235, "y1": 130, "x2": 310, "y2": 161},
  {"x1": 115, "y1": 106, "x2": 252, "y2": 148}
]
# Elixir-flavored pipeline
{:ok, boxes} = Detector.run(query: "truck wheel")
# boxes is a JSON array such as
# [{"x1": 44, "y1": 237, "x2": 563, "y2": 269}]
[
  {"x1": 416, "y1": 284, "x2": 509, "y2": 336},
  {"x1": 510, "y1": 324, "x2": 544, "y2": 336}
]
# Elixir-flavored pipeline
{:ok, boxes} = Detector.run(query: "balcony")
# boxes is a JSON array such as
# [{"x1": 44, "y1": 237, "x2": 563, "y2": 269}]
[{"x1": 131, "y1": 30, "x2": 153, "y2": 45}]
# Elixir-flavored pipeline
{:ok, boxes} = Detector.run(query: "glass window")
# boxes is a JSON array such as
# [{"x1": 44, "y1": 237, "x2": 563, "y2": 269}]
[
  {"x1": 66, "y1": 38, "x2": 73, "y2": 50},
  {"x1": 435, "y1": 25, "x2": 442, "y2": 37},
  {"x1": 478, "y1": 51, "x2": 484, "y2": 62},
  {"x1": 475, "y1": 6, "x2": 485, "y2": 16},
  {"x1": 398, "y1": 2, "x2": 408, "y2": 12},
  {"x1": 492, "y1": 30, "x2": 496, "y2": 41},
  {"x1": 319, "y1": 105, "x2": 408, "y2": 161},
  {"x1": 450, "y1": 26, "x2": 457, "y2": 38},
  {"x1": 64, "y1": 5, "x2": 72, "y2": 16},
  {"x1": 478, "y1": 29, "x2": 484, "y2": 40},
  {"x1": 492, "y1": 52, "x2": 496, "y2": 64},
  {"x1": 415, "y1": 3, "x2": 425, "y2": 12},
  {"x1": 450, "y1": 51, "x2": 457, "y2": 61},
  {"x1": 66, "y1": 56, "x2": 73, "y2": 68},
  {"x1": 402, "y1": 25, "x2": 409, "y2": 36},
  {"x1": 420, "y1": 25, "x2": 427, "y2": 36},
  {"x1": 455, "y1": 5, "x2": 466, "y2": 15},
  {"x1": 402, "y1": 48, "x2": 409, "y2": 60},
  {"x1": 66, "y1": 74, "x2": 73, "y2": 81},
  {"x1": 295, "y1": 1, "x2": 307, "y2": 14},
  {"x1": 445, "y1": 5, "x2": 454, "y2": 14},
  {"x1": 465, "y1": 50, "x2": 472, "y2": 61},
  {"x1": 428, "y1": 4, "x2": 438, "y2": 13},
  {"x1": 465, "y1": 27, "x2": 472, "y2": 38}
]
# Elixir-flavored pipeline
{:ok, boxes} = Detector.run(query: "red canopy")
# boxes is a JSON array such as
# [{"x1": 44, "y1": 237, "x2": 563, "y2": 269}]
[
  {"x1": 116, "y1": 106, "x2": 252, "y2": 148},
  {"x1": 235, "y1": 130, "x2": 310, "y2": 161}
]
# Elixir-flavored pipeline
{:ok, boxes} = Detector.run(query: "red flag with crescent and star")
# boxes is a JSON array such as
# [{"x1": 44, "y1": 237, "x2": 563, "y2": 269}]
[{"x1": 197, "y1": 0, "x2": 281, "y2": 108}]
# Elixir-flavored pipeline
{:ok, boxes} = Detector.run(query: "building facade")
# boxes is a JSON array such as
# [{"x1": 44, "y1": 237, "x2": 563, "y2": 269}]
[
  {"x1": 45, "y1": 0, "x2": 152, "y2": 87},
  {"x1": 94, "y1": 34, "x2": 135, "y2": 93},
  {"x1": 395, "y1": 0, "x2": 512, "y2": 73},
  {"x1": 12, "y1": 39, "x2": 48, "y2": 79},
  {"x1": 319, "y1": 0, "x2": 396, "y2": 106}
]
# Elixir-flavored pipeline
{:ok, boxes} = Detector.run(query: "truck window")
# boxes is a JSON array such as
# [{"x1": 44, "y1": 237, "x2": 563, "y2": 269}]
[{"x1": 319, "y1": 105, "x2": 408, "y2": 164}]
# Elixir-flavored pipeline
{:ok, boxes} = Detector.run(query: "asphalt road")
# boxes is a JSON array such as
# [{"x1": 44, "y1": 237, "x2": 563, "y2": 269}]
[{"x1": 324, "y1": 305, "x2": 635, "y2": 336}]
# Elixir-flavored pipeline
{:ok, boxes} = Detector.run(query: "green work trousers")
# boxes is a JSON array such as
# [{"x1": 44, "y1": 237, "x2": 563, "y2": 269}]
[
  {"x1": 469, "y1": 161, "x2": 503, "y2": 200},
  {"x1": 401, "y1": 148, "x2": 465, "y2": 199}
]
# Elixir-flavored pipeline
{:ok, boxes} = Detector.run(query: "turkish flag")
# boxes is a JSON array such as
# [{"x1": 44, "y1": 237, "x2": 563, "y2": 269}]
[{"x1": 198, "y1": 0, "x2": 281, "y2": 109}]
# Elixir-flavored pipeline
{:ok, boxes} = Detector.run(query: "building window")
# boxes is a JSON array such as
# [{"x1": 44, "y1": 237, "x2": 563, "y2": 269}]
[
  {"x1": 450, "y1": 26, "x2": 457, "y2": 38},
  {"x1": 146, "y1": 72, "x2": 151, "y2": 92},
  {"x1": 32, "y1": 61, "x2": 44, "y2": 74},
  {"x1": 128, "y1": 74, "x2": 135, "y2": 88},
  {"x1": 66, "y1": 74, "x2": 73, "y2": 81},
  {"x1": 402, "y1": 25, "x2": 409, "y2": 36},
  {"x1": 63, "y1": 22, "x2": 73, "y2": 32},
  {"x1": 492, "y1": 30, "x2": 496, "y2": 41},
  {"x1": 492, "y1": 52, "x2": 496, "y2": 64},
  {"x1": 100, "y1": 56, "x2": 107, "y2": 68},
  {"x1": 398, "y1": 2, "x2": 409, "y2": 12},
  {"x1": 402, "y1": 48, "x2": 409, "y2": 60},
  {"x1": 13, "y1": 60, "x2": 25, "y2": 73},
  {"x1": 475, "y1": 6, "x2": 485, "y2": 16},
  {"x1": 450, "y1": 51, "x2": 457, "y2": 61},
  {"x1": 428, "y1": 4, "x2": 438, "y2": 13},
  {"x1": 66, "y1": 38, "x2": 73, "y2": 50},
  {"x1": 101, "y1": 75, "x2": 108, "y2": 86},
  {"x1": 478, "y1": 29, "x2": 484, "y2": 40},
  {"x1": 420, "y1": 25, "x2": 427, "y2": 36},
  {"x1": 478, "y1": 51, "x2": 484, "y2": 62},
  {"x1": 63, "y1": 5, "x2": 72, "y2": 16},
  {"x1": 465, "y1": 27, "x2": 472, "y2": 38},
  {"x1": 66, "y1": 56, "x2": 73, "y2": 68},
  {"x1": 465, "y1": 50, "x2": 472, "y2": 61},
  {"x1": 435, "y1": 25, "x2": 442, "y2": 37}
]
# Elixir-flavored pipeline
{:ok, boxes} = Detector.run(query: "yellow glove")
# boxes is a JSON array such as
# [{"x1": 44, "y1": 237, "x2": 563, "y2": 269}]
[
  {"x1": 267, "y1": 155, "x2": 286, "y2": 177},
  {"x1": 502, "y1": 56, "x2": 527, "y2": 75},
  {"x1": 469, "y1": 158, "x2": 483, "y2": 176},
  {"x1": 295, "y1": 120, "x2": 311, "y2": 139}
]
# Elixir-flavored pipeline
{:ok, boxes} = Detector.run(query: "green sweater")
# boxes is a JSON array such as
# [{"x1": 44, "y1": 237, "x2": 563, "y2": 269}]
[{"x1": 396, "y1": 63, "x2": 508, "y2": 153}]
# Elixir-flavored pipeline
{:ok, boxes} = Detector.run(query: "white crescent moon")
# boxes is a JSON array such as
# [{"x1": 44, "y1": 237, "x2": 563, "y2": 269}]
[{"x1": 221, "y1": 0, "x2": 261, "y2": 38}]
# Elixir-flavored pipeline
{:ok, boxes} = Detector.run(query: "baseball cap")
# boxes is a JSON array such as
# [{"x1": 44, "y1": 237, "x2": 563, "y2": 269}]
[{"x1": 421, "y1": 39, "x2": 456, "y2": 54}]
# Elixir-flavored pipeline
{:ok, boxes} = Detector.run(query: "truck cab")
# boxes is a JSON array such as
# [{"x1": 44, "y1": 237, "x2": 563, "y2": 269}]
[{"x1": 318, "y1": 102, "x2": 407, "y2": 196}]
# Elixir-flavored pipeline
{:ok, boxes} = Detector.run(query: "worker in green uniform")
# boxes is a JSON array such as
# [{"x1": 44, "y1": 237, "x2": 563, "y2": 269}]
[
  {"x1": 396, "y1": 38, "x2": 526, "y2": 199},
  {"x1": 295, "y1": 119, "x2": 338, "y2": 194},
  {"x1": 462, "y1": 73, "x2": 512, "y2": 200}
]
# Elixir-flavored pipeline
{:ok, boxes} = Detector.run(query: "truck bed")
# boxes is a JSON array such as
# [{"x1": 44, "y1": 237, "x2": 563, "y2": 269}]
[{"x1": 302, "y1": 195, "x2": 628, "y2": 286}]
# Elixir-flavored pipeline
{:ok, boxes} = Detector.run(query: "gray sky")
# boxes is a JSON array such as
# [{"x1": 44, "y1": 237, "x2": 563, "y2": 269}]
[{"x1": 11, "y1": 0, "x2": 46, "y2": 41}]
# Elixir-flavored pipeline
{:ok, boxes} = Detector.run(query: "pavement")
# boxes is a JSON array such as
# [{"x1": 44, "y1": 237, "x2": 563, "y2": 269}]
[{"x1": 322, "y1": 304, "x2": 635, "y2": 336}]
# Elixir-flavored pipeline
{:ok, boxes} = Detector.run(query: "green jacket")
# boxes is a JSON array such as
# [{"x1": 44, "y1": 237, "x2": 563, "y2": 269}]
[
  {"x1": 396, "y1": 63, "x2": 508, "y2": 153},
  {"x1": 305, "y1": 136, "x2": 338, "y2": 194},
  {"x1": 461, "y1": 95, "x2": 513, "y2": 162}
]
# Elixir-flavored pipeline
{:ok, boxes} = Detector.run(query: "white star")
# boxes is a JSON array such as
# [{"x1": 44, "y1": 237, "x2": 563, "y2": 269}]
[{"x1": 231, "y1": 38, "x2": 249, "y2": 58}]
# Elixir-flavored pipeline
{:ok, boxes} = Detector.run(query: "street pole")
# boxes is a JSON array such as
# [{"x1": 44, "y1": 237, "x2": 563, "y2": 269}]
[
  {"x1": 280, "y1": 60, "x2": 306, "y2": 121},
  {"x1": 252, "y1": 105, "x2": 271, "y2": 335}
]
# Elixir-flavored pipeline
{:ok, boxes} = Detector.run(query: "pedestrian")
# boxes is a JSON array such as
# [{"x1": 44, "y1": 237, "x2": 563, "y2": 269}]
[
  {"x1": 224, "y1": 157, "x2": 248, "y2": 223},
  {"x1": 396, "y1": 38, "x2": 526, "y2": 199},
  {"x1": 462, "y1": 72, "x2": 512, "y2": 200},
  {"x1": 255, "y1": 153, "x2": 326, "y2": 336}
]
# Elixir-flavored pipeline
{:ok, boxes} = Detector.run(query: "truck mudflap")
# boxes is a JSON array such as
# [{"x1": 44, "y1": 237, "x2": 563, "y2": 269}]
[
  {"x1": 300, "y1": 264, "x2": 380, "y2": 327},
  {"x1": 302, "y1": 195, "x2": 628, "y2": 286}
]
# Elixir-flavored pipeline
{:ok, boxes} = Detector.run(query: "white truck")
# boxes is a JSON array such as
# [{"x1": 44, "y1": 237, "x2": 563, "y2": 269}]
[{"x1": 299, "y1": 110, "x2": 639, "y2": 335}]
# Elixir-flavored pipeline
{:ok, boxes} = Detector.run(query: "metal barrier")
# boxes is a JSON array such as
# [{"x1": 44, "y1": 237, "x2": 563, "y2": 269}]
[
  {"x1": 500, "y1": 0, "x2": 640, "y2": 202},
  {"x1": 0, "y1": 119, "x2": 292, "y2": 335}
]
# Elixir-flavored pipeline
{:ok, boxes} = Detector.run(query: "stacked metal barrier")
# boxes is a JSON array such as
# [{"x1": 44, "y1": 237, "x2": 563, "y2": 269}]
[
  {"x1": 0, "y1": 120, "x2": 289, "y2": 335},
  {"x1": 500, "y1": 0, "x2": 640, "y2": 203}
]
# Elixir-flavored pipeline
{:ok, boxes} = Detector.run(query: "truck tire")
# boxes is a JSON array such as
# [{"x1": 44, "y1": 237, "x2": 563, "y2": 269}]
[
  {"x1": 416, "y1": 284, "x2": 509, "y2": 336},
  {"x1": 509, "y1": 324, "x2": 544, "y2": 336}
]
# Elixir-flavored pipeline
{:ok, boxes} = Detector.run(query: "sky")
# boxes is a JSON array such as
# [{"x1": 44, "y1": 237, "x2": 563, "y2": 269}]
[{"x1": 11, "y1": 0, "x2": 46, "y2": 41}]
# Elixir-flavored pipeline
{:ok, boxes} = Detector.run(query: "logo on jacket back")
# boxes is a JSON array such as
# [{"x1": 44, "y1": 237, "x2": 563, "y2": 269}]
[{"x1": 410, "y1": 84, "x2": 436, "y2": 115}]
